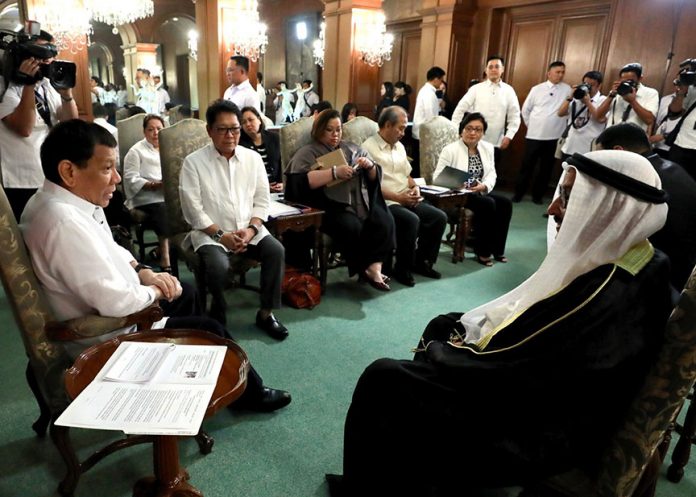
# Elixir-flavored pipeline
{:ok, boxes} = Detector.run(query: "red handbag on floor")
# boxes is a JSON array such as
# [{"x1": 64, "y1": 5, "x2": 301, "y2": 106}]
[{"x1": 281, "y1": 268, "x2": 321, "y2": 309}]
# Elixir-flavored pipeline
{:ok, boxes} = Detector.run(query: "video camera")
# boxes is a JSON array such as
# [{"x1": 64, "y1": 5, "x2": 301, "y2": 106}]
[
  {"x1": 0, "y1": 21, "x2": 76, "y2": 90},
  {"x1": 676, "y1": 58, "x2": 696, "y2": 87}
]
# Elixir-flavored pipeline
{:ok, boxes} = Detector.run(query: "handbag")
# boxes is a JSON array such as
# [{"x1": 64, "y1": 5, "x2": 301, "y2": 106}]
[{"x1": 281, "y1": 269, "x2": 321, "y2": 309}]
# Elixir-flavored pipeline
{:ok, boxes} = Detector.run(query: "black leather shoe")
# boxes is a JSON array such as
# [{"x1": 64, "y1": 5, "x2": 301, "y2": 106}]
[
  {"x1": 393, "y1": 268, "x2": 415, "y2": 287},
  {"x1": 233, "y1": 387, "x2": 292, "y2": 413},
  {"x1": 414, "y1": 262, "x2": 442, "y2": 279},
  {"x1": 255, "y1": 311, "x2": 289, "y2": 340}
]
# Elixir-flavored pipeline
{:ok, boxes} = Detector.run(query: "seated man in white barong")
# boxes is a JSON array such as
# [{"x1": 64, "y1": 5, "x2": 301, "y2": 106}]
[{"x1": 327, "y1": 150, "x2": 673, "y2": 496}]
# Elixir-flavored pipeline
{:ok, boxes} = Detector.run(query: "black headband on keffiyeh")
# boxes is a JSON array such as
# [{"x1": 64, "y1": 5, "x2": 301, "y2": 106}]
[{"x1": 566, "y1": 153, "x2": 669, "y2": 204}]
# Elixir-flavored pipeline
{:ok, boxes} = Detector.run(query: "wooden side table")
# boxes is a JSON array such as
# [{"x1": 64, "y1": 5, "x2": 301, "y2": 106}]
[
  {"x1": 64, "y1": 329, "x2": 249, "y2": 497},
  {"x1": 267, "y1": 205, "x2": 326, "y2": 290},
  {"x1": 420, "y1": 190, "x2": 470, "y2": 263}
]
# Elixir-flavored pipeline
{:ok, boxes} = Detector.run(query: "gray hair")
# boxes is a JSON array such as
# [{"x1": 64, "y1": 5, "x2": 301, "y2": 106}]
[{"x1": 378, "y1": 105, "x2": 407, "y2": 128}]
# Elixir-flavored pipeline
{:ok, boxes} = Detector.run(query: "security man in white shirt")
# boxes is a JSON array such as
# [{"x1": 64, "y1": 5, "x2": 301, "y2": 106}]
[
  {"x1": 666, "y1": 59, "x2": 696, "y2": 180},
  {"x1": 451, "y1": 55, "x2": 521, "y2": 168},
  {"x1": 21, "y1": 119, "x2": 292, "y2": 412},
  {"x1": 595, "y1": 62, "x2": 659, "y2": 133},
  {"x1": 513, "y1": 61, "x2": 571, "y2": 203},
  {"x1": 0, "y1": 28, "x2": 78, "y2": 220},
  {"x1": 223, "y1": 55, "x2": 261, "y2": 113},
  {"x1": 180, "y1": 100, "x2": 288, "y2": 340},
  {"x1": 412, "y1": 66, "x2": 446, "y2": 177}
]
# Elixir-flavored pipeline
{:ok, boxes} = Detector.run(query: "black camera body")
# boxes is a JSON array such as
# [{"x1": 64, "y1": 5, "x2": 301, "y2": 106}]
[
  {"x1": 573, "y1": 83, "x2": 591, "y2": 100},
  {"x1": 678, "y1": 58, "x2": 696, "y2": 86},
  {"x1": 617, "y1": 79, "x2": 638, "y2": 96},
  {"x1": 0, "y1": 30, "x2": 76, "y2": 89}
]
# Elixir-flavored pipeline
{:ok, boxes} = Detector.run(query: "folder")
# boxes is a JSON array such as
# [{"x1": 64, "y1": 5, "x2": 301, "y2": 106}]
[{"x1": 433, "y1": 166, "x2": 473, "y2": 190}]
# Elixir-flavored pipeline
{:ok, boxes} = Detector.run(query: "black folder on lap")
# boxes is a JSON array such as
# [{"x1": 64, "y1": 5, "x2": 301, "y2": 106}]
[{"x1": 433, "y1": 166, "x2": 473, "y2": 189}]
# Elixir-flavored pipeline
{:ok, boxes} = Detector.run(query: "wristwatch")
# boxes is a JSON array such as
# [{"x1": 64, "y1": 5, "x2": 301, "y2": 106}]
[
  {"x1": 134, "y1": 263, "x2": 152, "y2": 273},
  {"x1": 248, "y1": 224, "x2": 260, "y2": 236},
  {"x1": 211, "y1": 229, "x2": 225, "y2": 242}
]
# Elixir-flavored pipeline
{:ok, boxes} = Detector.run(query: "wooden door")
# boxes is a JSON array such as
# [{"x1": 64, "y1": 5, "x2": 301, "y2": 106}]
[{"x1": 496, "y1": 1, "x2": 612, "y2": 188}]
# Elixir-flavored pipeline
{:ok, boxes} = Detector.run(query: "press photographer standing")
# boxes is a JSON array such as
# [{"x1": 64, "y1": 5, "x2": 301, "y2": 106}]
[
  {"x1": 667, "y1": 59, "x2": 696, "y2": 180},
  {"x1": 0, "y1": 28, "x2": 78, "y2": 219},
  {"x1": 595, "y1": 62, "x2": 658, "y2": 133}
]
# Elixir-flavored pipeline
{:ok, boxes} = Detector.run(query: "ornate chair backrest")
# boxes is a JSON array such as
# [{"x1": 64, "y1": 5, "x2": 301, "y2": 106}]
[
  {"x1": 594, "y1": 264, "x2": 696, "y2": 496},
  {"x1": 342, "y1": 116, "x2": 379, "y2": 146},
  {"x1": 168, "y1": 104, "x2": 183, "y2": 125},
  {"x1": 158, "y1": 118, "x2": 211, "y2": 240},
  {"x1": 115, "y1": 107, "x2": 129, "y2": 121},
  {"x1": 116, "y1": 113, "x2": 146, "y2": 165},
  {"x1": 279, "y1": 116, "x2": 314, "y2": 172},
  {"x1": 419, "y1": 116, "x2": 458, "y2": 184},
  {"x1": 0, "y1": 186, "x2": 70, "y2": 413}
]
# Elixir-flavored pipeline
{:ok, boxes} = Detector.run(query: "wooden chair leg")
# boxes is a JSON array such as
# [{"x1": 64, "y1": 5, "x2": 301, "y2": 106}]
[
  {"x1": 194, "y1": 430, "x2": 214, "y2": 455},
  {"x1": 135, "y1": 224, "x2": 147, "y2": 262},
  {"x1": 26, "y1": 362, "x2": 51, "y2": 437},
  {"x1": 667, "y1": 391, "x2": 696, "y2": 483},
  {"x1": 632, "y1": 450, "x2": 661, "y2": 497},
  {"x1": 50, "y1": 423, "x2": 81, "y2": 497}
]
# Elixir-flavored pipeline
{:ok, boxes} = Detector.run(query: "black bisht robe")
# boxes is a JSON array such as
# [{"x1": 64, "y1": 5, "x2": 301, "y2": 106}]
[{"x1": 341, "y1": 251, "x2": 673, "y2": 496}]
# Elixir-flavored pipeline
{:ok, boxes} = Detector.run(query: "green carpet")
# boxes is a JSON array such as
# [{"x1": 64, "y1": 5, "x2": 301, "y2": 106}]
[{"x1": 0, "y1": 200, "x2": 693, "y2": 497}]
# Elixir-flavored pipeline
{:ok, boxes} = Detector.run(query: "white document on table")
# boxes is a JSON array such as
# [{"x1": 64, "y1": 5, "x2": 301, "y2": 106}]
[
  {"x1": 56, "y1": 341, "x2": 227, "y2": 435},
  {"x1": 268, "y1": 200, "x2": 302, "y2": 218}
]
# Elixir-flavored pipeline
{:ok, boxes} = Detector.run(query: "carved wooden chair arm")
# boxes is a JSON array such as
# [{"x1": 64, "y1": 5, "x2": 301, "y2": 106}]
[{"x1": 45, "y1": 304, "x2": 164, "y2": 341}]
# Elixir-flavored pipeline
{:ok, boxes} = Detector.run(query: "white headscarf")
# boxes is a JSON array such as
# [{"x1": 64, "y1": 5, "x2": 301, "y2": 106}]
[{"x1": 460, "y1": 150, "x2": 668, "y2": 345}]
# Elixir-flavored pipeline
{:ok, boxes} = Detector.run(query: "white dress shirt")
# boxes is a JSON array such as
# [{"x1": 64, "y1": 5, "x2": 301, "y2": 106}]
[
  {"x1": 451, "y1": 79, "x2": 521, "y2": 146},
  {"x1": 412, "y1": 82, "x2": 440, "y2": 140},
  {"x1": 93, "y1": 117, "x2": 118, "y2": 142},
  {"x1": 607, "y1": 83, "x2": 659, "y2": 132},
  {"x1": 522, "y1": 80, "x2": 572, "y2": 140},
  {"x1": 362, "y1": 133, "x2": 412, "y2": 206},
  {"x1": 674, "y1": 86, "x2": 696, "y2": 150},
  {"x1": 561, "y1": 92, "x2": 607, "y2": 156},
  {"x1": 0, "y1": 77, "x2": 62, "y2": 188},
  {"x1": 20, "y1": 180, "x2": 164, "y2": 358},
  {"x1": 123, "y1": 138, "x2": 164, "y2": 208},
  {"x1": 180, "y1": 143, "x2": 270, "y2": 251},
  {"x1": 223, "y1": 79, "x2": 261, "y2": 112},
  {"x1": 434, "y1": 139, "x2": 497, "y2": 194}
]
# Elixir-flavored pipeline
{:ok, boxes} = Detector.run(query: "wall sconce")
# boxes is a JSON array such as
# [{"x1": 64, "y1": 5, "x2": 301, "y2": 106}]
[
  {"x1": 312, "y1": 21, "x2": 325, "y2": 68},
  {"x1": 353, "y1": 10, "x2": 393, "y2": 67},
  {"x1": 188, "y1": 30, "x2": 198, "y2": 61}
]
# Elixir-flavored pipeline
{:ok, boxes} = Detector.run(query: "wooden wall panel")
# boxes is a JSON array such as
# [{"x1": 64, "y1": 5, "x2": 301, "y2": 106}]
[
  {"x1": 506, "y1": 20, "x2": 554, "y2": 103},
  {"x1": 557, "y1": 14, "x2": 608, "y2": 84}
]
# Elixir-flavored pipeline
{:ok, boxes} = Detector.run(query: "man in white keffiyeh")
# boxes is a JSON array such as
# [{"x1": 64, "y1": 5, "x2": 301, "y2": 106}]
[{"x1": 329, "y1": 149, "x2": 673, "y2": 497}]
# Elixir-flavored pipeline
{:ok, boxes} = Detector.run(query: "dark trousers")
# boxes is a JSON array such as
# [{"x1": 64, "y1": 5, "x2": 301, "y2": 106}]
[
  {"x1": 515, "y1": 138, "x2": 558, "y2": 201},
  {"x1": 197, "y1": 235, "x2": 284, "y2": 326},
  {"x1": 669, "y1": 144, "x2": 696, "y2": 182},
  {"x1": 389, "y1": 202, "x2": 447, "y2": 271},
  {"x1": 467, "y1": 192, "x2": 512, "y2": 258},
  {"x1": 161, "y1": 282, "x2": 264, "y2": 400},
  {"x1": 5, "y1": 187, "x2": 37, "y2": 222}
]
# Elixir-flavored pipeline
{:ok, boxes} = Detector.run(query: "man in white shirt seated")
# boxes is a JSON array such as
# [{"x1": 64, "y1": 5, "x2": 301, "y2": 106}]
[
  {"x1": 20, "y1": 119, "x2": 291, "y2": 412},
  {"x1": 223, "y1": 55, "x2": 261, "y2": 113},
  {"x1": 180, "y1": 100, "x2": 288, "y2": 340},
  {"x1": 513, "y1": 61, "x2": 571, "y2": 204},
  {"x1": 595, "y1": 62, "x2": 659, "y2": 133},
  {"x1": 362, "y1": 106, "x2": 446, "y2": 286}
]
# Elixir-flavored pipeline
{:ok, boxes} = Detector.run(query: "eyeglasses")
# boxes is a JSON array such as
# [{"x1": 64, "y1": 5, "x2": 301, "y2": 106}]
[
  {"x1": 214, "y1": 126, "x2": 242, "y2": 135},
  {"x1": 464, "y1": 126, "x2": 484, "y2": 133}
]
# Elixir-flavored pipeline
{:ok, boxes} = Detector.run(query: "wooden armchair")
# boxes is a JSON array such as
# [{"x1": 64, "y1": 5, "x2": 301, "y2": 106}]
[
  {"x1": 0, "y1": 185, "x2": 173, "y2": 496},
  {"x1": 523, "y1": 263, "x2": 696, "y2": 497},
  {"x1": 158, "y1": 119, "x2": 258, "y2": 313}
]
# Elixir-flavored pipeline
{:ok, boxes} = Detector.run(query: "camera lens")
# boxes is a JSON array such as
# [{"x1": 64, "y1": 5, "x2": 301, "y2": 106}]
[{"x1": 573, "y1": 84, "x2": 588, "y2": 100}]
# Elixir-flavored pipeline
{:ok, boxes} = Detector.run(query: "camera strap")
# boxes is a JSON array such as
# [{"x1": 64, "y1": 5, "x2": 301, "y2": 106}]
[
  {"x1": 568, "y1": 101, "x2": 588, "y2": 132},
  {"x1": 34, "y1": 86, "x2": 52, "y2": 128},
  {"x1": 665, "y1": 98, "x2": 696, "y2": 147},
  {"x1": 611, "y1": 98, "x2": 633, "y2": 125}
]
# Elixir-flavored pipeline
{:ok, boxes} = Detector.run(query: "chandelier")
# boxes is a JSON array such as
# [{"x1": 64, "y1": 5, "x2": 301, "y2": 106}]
[
  {"x1": 33, "y1": 1, "x2": 93, "y2": 54},
  {"x1": 224, "y1": 0, "x2": 268, "y2": 62},
  {"x1": 88, "y1": 0, "x2": 155, "y2": 27},
  {"x1": 188, "y1": 30, "x2": 199, "y2": 61},
  {"x1": 353, "y1": 10, "x2": 393, "y2": 67},
  {"x1": 312, "y1": 22, "x2": 325, "y2": 68}
]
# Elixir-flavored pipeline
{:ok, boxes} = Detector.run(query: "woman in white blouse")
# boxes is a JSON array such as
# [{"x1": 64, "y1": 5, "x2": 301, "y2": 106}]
[
  {"x1": 434, "y1": 112, "x2": 512, "y2": 266},
  {"x1": 123, "y1": 114, "x2": 171, "y2": 271}
]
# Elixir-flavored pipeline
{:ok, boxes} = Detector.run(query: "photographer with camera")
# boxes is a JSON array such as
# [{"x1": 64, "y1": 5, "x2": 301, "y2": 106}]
[
  {"x1": 595, "y1": 62, "x2": 658, "y2": 133},
  {"x1": 556, "y1": 70, "x2": 607, "y2": 159},
  {"x1": 666, "y1": 58, "x2": 696, "y2": 180},
  {"x1": 0, "y1": 27, "x2": 77, "y2": 219}
]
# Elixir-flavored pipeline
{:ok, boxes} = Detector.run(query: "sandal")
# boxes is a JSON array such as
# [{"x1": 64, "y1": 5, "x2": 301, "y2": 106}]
[
  {"x1": 475, "y1": 256, "x2": 493, "y2": 267},
  {"x1": 359, "y1": 272, "x2": 391, "y2": 291},
  {"x1": 494, "y1": 255, "x2": 508, "y2": 263}
]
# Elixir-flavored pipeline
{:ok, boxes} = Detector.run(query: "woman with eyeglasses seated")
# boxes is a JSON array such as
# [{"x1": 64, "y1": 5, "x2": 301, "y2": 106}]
[
  {"x1": 123, "y1": 113, "x2": 171, "y2": 272},
  {"x1": 433, "y1": 112, "x2": 512, "y2": 266},
  {"x1": 285, "y1": 109, "x2": 395, "y2": 291},
  {"x1": 239, "y1": 106, "x2": 283, "y2": 193}
]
